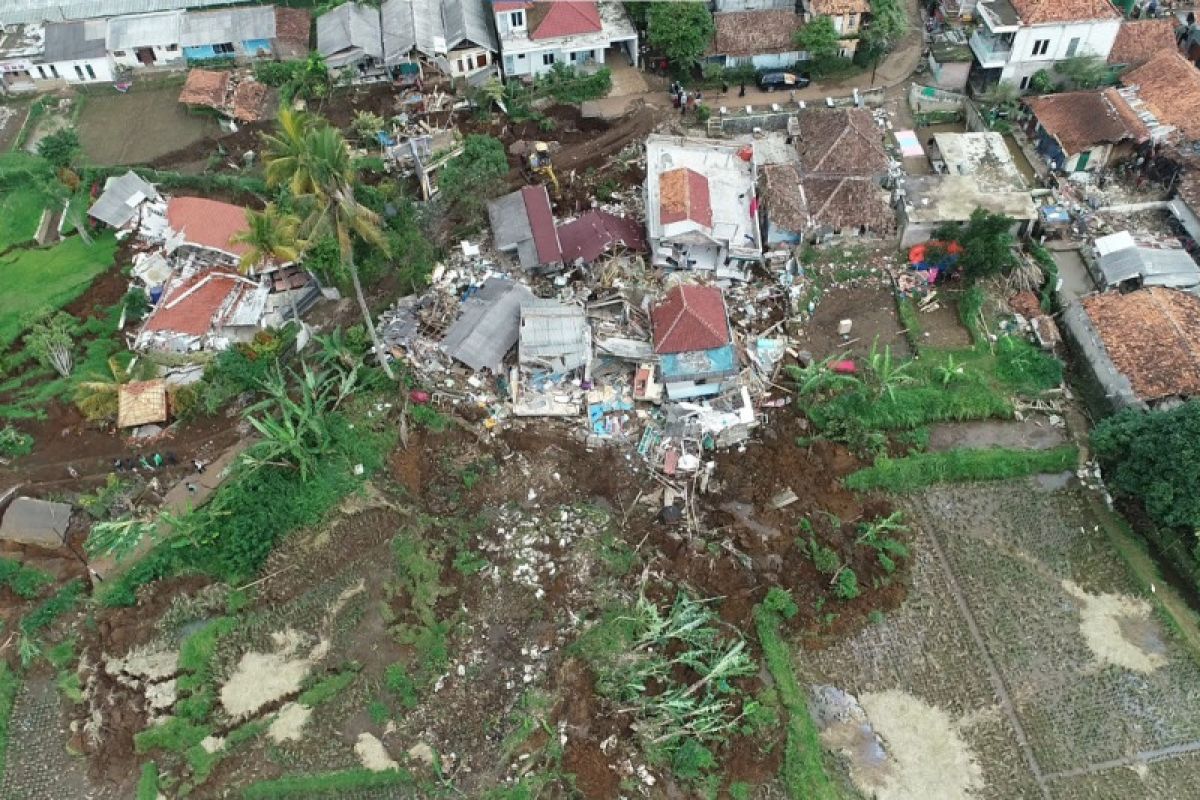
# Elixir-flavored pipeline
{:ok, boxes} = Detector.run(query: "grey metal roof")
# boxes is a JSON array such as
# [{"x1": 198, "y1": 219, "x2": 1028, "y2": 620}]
[
  {"x1": 0, "y1": 497, "x2": 72, "y2": 549},
  {"x1": 441, "y1": 0, "x2": 497, "y2": 52},
  {"x1": 0, "y1": 0, "x2": 254, "y2": 26},
  {"x1": 1098, "y1": 245, "x2": 1200, "y2": 289},
  {"x1": 441, "y1": 277, "x2": 534, "y2": 372},
  {"x1": 42, "y1": 19, "x2": 107, "y2": 61},
  {"x1": 488, "y1": 189, "x2": 532, "y2": 250},
  {"x1": 180, "y1": 6, "x2": 275, "y2": 47},
  {"x1": 89, "y1": 170, "x2": 159, "y2": 228},
  {"x1": 520, "y1": 300, "x2": 590, "y2": 373},
  {"x1": 380, "y1": 0, "x2": 416, "y2": 62},
  {"x1": 316, "y1": 2, "x2": 383, "y2": 66},
  {"x1": 106, "y1": 10, "x2": 183, "y2": 50}
]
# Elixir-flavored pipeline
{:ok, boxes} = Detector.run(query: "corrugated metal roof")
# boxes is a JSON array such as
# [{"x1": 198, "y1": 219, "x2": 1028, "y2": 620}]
[
  {"x1": 1, "y1": 0, "x2": 253, "y2": 26},
  {"x1": 318, "y1": 0, "x2": 496, "y2": 66},
  {"x1": 441, "y1": 277, "x2": 534, "y2": 372},
  {"x1": 180, "y1": 5, "x2": 275, "y2": 47},
  {"x1": 88, "y1": 170, "x2": 159, "y2": 228},
  {"x1": 316, "y1": 2, "x2": 383, "y2": 65},
  {"x1": 519, "y1": 300, "x2": 590, "y2": 372},
  {"x1": 106, "y1": 10, "x2": 183, "y2": 50},
  {"x1": 43, "y1": 19, "x2": 107, "y2": 61},
  {"x1": 1098, "y1": 244, "x2": 1200, "y2": 289}
]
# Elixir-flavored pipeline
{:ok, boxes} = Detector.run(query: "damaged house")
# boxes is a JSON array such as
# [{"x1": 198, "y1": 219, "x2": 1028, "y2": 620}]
[
  {"x1": 556, "y1": 209, "x2": 646, "y2": 267},
  {"x1": 708, "y1": 10, "x2": 805, "y2": 70},
  {"x1": 1022, "y1": 89, "x2": 1149, "y2": 173},
  {"x1": 440, "y1": 277, "x2": 535, "y2": 372},
  {"x1": 513, "y1": 300, "x2": 591, "y2": 416},
  {"x1": 178, "y1": 68, "x2": 272, "y2": 123},
  {"x1": 135, "y1": 268, "x2": 268, "y2": 352},
  {"x1": 488, "y1": 185, "x2": 563, "y2": 273},
  {"x1": 651, "y1": 284, "x2": 737, "y2": 401},
  {"x1": 1091, "y1": 231, "x2": 1200, "y2": 292},
  {"x1": 645, "y1": 134, "x2": 762, "y2": 282},
  {"x1": 767, "y1": 107, "x2": 895, "y2": 246},
  {"x1": 87, "y1": 170, "x2": 159, "y2": 231},
  {"x1": 1063, "y1": 287, "x2": 1200, "y2": 412}
]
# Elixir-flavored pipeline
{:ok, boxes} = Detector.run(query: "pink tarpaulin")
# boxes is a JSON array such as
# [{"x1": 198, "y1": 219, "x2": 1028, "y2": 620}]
[{"x1": 894, "y1": 129, "x2": 924, "y2": 158}]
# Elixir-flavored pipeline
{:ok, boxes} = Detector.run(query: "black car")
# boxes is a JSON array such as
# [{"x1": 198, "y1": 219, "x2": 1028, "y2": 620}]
[{"x1": 758, "y1": 72, "x2": 811, "y2": 91}]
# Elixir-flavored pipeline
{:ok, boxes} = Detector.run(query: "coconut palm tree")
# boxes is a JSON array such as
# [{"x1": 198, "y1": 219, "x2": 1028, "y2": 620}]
[
  {"x1": 231, "y1": 204, "x2": 307, "y2": 328},
  {"x1": 74, "y1": 355, "x2": 156, "y2": 421},
  {"x1": 262, "y1": 113, "x2": 396, "y2": 379}
]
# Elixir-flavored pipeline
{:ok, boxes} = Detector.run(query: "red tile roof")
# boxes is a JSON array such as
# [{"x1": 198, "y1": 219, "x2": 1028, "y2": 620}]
[
  {"x1": 493, "y1": 0, "x2": 527, "y2": 11},
  {"x1": 520, "y1": 185, "x2": 562, "y2": 265},
  {"x1": 142, "y1": 269, "x2": 249, "y2": 337},
  {"x1": 178, "y1": 69, "x2": 228, "y2": 109},
  {"x1": 652, "y1": 284, "x2": 730, "y2": 355},
  {"x1": 1024, "y1": 88, "x2": 1149, "y2": 155},
  {"x1": 167, "y1": 197, "x2": 251, "y2": 257},
  {"x1": 713, "y1": 11, "x2": 804, "y2": 57},
  {"x1": 557, "y1": 209, "x2": 647, "y2": 264},
  {"x1": 1108, "y1": 18, "x2": 1177, "y2": 68},
  {"x1": 528, "y1": 0, "x2": 601, "y2": 40},
  {"x1": 659, "y1": 168, "x2": 712, "y2": 228},
  {"x1": 1123, "y1": 50, "x2": 1200, "y2": 141},
  {"x1": 1009, "y1": 0, "x2": 1119, "y2": 24}
]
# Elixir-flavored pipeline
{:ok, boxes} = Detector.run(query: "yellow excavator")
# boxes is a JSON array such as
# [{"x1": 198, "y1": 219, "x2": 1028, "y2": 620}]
[{"x1": 525, "y1": 142, "x2": 560, "y2": 197}]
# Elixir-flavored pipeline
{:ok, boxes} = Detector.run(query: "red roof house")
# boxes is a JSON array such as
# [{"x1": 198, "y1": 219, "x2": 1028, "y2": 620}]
[
  {"x1": 140, "y1": 269, "x2": 256, "y2": 338},
  {"x1": 651, "y1": 284, "x2": 730, "y2": 355},
  {"x1": 527, "y1": 1, "x2": 602, "y2": 39},
  {"x1": 166, "y1": 197, "x2": 252, "y2": 259},
  {"x1": 659, "y1": 168, "x2": 713, "y2": 228}
]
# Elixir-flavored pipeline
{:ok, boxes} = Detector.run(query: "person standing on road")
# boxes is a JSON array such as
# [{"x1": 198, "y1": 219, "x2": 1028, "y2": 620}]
[
  {"x1": 739, "y1": 83, "x2": 746, "y2": 98},
  {"x1": 722, "y1": 80, "x2": 729, "y2": 95}
]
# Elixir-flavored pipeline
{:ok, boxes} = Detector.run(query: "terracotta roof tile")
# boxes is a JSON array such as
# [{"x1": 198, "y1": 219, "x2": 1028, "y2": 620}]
[
  {"x1": 142, "y1": 269, "x2": 249, "y2": 337},
  {"x1": 713, "y1": 11, "x2": 803, "y2": 58},
  {"x1": 1009, "y1": 0, "x2": 1119, "y2": 24},
  {"x1": 231, "y1": 81, "x2": 270, "y2": 123},
  {"x1": 796, "y1": 108, "x2": 889, "y2": 176},
  {"x1": 761, "y1": 164, "x2": 808, "y2": 233},
  {"x1": 1124, "y1": 50, "x2": 1200, "y2": 141},
  {"x1": 167, "y1": 197, "x2": 251, "y2": 257},
  {"x1": 659, "y1": 168, "x2": 713, "y2": 228},
  {"x1": 801, "y1": 175, "x2": 894, "y2": 233},
  {"x1": 528, "y1": 0, "x2": 601, "y2": 40},
  {"x1": 1024, "y1": 89, "x2": 1149, "y2": 155},
  {"x1": 1081, "y1": 287, "x2": 1200, "y2": 402},
  {"x1": 274, "y1": 6, "x2": 312, "y2": 48},
  {"x1": 117, "y1": 380, "x2": 168, "y2": 428},
  {"x1": 1109, "y1": 18, "x2": 1177, "y2": 68},
  {"x1": 557, "y1": 209, "x2": 646, "y2": 264},
  {"x1": 178, "y1": 69, "x2": 227, "y2": 109},
  {"x1": 652, "y1": 284, "x2": 730, "y2": 354},
  {"x1": 807, "y1": 0, "x2": 869, "y2": 12}
]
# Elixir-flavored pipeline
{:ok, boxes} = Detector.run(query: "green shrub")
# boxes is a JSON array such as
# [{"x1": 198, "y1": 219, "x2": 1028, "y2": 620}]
[
  {"x1": 298, "y1": 669, "x2": 358, "y2": 707},
  {"x1": 895, "y1": 295, "x2": 922, "y2": 349},
  {"x1": 136, "y1": 762, "x2": 160, "y2": 800},
  {"x1": 20, "y1": 579, "x2": 83, "y2": 636},
  {"x1": 134, "y1": 717, "x2": 212, "y2": 754},
  {"x1": 0, "y1": 425, "x2": 33, "y2": 458},
  {"x1": 0, "y1": 663, "x2": 19, "y2": 784},
  {"x1": 240, "y1": 768, "x2": 413, "y2": 798},
  {"x1": 0, "y1": 557, "x2": 52, "y2": 599},
  {"x1": 834, "y1": 569, "x2": 860, "y2": 601},
  {"x1": 845, "y1": 446, "x2": 1079, "y2": 492},
  {"x1": 958, "y1": 284, "x2": 986, "y2": 343},
  {"x1": 994, "y1": 336, "x2": 1062, "y2": 394},
  {"x1": 806, "y1": 540, "x2": 840, "y2": 576},
  {"x1": 672, "y1": 737, "x2": 716, "y2": 780},
  {"x1": 384, "y1": 663, "x2": 419, "y2": 709}
]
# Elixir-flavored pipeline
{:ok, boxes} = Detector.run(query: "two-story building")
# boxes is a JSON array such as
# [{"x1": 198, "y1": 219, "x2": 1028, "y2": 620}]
[
  {"x1": 801, "y1": 0, "x2": 869, "y2": 57},
  {"x1": 492, "y1": 0, "x2": 637, "y2": 80},
  {"x1": 968, "y1": 0, "x2": 1121, "y2": 92}
]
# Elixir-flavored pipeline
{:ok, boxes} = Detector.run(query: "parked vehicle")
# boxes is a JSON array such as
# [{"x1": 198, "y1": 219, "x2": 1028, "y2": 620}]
[{"x1": 758, "y1": 71, "x2": 810, "y2": 91}]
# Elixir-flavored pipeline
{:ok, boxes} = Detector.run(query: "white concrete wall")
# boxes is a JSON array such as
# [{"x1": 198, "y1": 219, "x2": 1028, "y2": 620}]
[
  {"x1": 1001, "y1": 19, "x2": 1120, "y2": 85},
  {"x1": 503, "y1": 45, "x2": 605, "y2": 78},
  {"x1": 448, "y1": 45, "x2": 493, "y2": 78},
  {"x1": 723, "y1": 51, "x2": 804, "y2": 70},
  {"x1": 33, "y1": 56, "x2": 114, "y2": 83},
  {"x1": 111, "y1": 44, "x2": 185, "y2": 69}
]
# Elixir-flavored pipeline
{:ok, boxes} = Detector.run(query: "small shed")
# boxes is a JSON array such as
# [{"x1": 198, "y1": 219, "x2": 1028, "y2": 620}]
[
  {"x1": 1093, "y1": 231, "x2": 1200, "y2": 291},
  {"x1": 118, "y1": 380, "x2": 169, "y2": 429},
  {"x1": 87, "y1": 170, "x2": 159, "y2": 229},
  {"x1": 519, "y1": 300, "x2": 591, "y2": 374},
  {"x1": 0, "y1": 497, "x2": 72, "y2": 549}
]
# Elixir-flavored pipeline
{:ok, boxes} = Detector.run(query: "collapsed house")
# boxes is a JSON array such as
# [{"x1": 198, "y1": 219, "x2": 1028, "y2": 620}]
[
  {"x1": 1021, "y1": 88, "x2": 1149, "y2": 174},
  {"x1": 513, "y1": 300, "x2": 590, "y2": 415},
  {"x1": 135, "y1": 268, "x2": 268, "y2": 352},
  {"x1": 488, "y1": 185, "x2": 563, "y2": 273},
  {"x1": 87, "y1": 170, "x2": 160, "y2": 231},
  {"x1": 896, "y1": 132, "x2": 1037, "y2": 246},
  {"x1": 557, "y1": 209, "x2": 646, "y2": 267},
  {"x1": 440, "y1": 277, "x2": 535, "y2": 372},
  {"x1": 1062, "y1": 287, "x2": 1200, "y2": 412},
  {"x1": 644, "y1": 134, "x2": 762, "y2": 282},
  {"x1": 651, "y1": 283, "x2": 737, "y2": 401},
  {"x1": 1091, "y1": 231, "x2": 1200, "y2": 292},
  {"x1": 178, "y1": 68, "x2": 272, "y2": 123}
]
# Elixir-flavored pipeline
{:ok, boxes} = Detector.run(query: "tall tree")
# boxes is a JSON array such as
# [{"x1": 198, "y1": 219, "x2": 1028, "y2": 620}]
[
  {"x1": 647, "y1": 1, "x2": 714, "y2": 71},
  {"x1": 262, "y1": 114, "x2": 396, "y2": 379},
  {"x1": 869, "y1": 0, "x2": 908, "y2": 43},
  {"x1": 231, "y1": 204, "x2": 306, "y2": 326},
  {"x1": 795, "y1": 16, "x2": 840, "y2": 63}
]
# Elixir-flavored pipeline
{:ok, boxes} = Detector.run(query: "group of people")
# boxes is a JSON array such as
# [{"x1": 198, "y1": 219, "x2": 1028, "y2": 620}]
[{"x1": 669, "y1": 80, "x2": 748, "y2": 113}]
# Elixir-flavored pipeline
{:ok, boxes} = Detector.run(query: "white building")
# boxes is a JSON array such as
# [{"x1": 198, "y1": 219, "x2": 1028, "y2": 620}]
[
  {"x1": 968, "y1": 0, "x2": 1121, "y2": 92},
  {"x1": 107, "y1": 11, "x2": 185, "y2": 69},
  {"x1": 493, "y1": 0, "x2": 637, "y2": 80},
  {"x1": 644, "y1": 134, "x2": 761, "y2": 281}
]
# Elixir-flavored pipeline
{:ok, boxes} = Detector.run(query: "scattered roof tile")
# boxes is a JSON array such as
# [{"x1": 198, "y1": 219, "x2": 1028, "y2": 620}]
[
  {"x1": 1108, "y1": 18, "x2": 1177, "y2": 68},
  {"x1": 178, "y1": 68, "x2": 227, "y2": 109},
  {"x1": 1024, "y1": 88, "x2": 1149, "y2": 155},
  {"x1": 167, "y1": 196, "x2": 251, "y2": 257},
  {"x1": 556, "y1": 209, "x2": 646, "y2": 264},
  {"x1": 231, "y1": 80, "x2": 270, "y2": 122},
  {"x1": 142, "y1": 269, "x2": 250, "y2": 337},
  {"x1": 652, "y1": 284, "x2": 731, "y2": 355},
  {"x1": 117, "y1": 380, "x2": 168, "y2": 428},
  {"x1": 713, "y1": 11, "x2": 803, "y2": 57},
  {"x1": 1122, "y1": 50, "x2": 1200, "y2": 140},
  {"x1": 1009, "y1": 0, "x2": 1119, "y2": 24},
  {"x1": 659, "y1": 168, "x2": 713, "y2": 228},
  {"x1": 796, "y1": 108, "x2": 889, "y2": 176},
  {"x1": 1081, "y1": 287, "x2": 1200, "y2": 402},
  {"x1": 528, "y1": 0, "x2": 601, "y2": 40}
]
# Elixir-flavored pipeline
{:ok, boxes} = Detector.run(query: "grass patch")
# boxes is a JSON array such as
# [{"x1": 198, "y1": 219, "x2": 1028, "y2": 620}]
[
  {"x1": 133, "y1": 717, "x2": 212, "y2": 755},
  {"x1": 0, "y1": 663, "x2": 19, "y2": 785},
  {"x1": 298, "y1": 668, "x2": 358, "y2": 707},
  {"x1": 754, "y1": 591, "x2": 841, "y2": 800},
  {"x1": 845, "y1": 445, "x2": 1079, "y2": 492},
  {"x1": 0, "y1": 234, "x2": 118, "y2": 349},
  {"x1": 895, "y1": 296, "x2": 922, "y2": 350},
  {"x1": 240, "y1": 767, "x2": 414, "y2": 798},
  {"x1": 136, "y1": 762, "x2": 160, "y2": 800},
  {"x1": 0, "y1": 557, "x2": 53, "y2": 599},
  {"x1": 175, "y1": 617, "x2": 238, "y2": 723},
  {"x1": 0, "y1": 189, "x2": 46, "y2": 250},
  {"x1": 19, "y1": 579, "x2": 83, "y2": 637}
]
